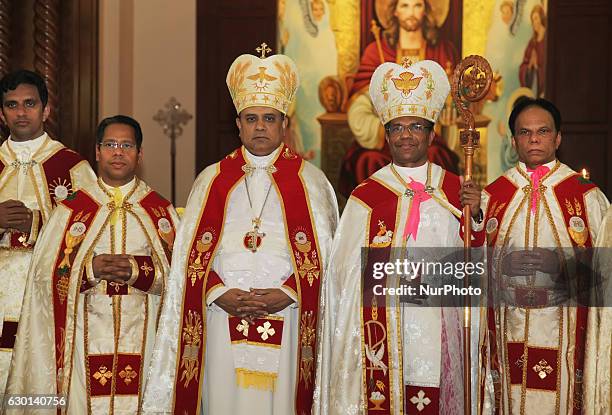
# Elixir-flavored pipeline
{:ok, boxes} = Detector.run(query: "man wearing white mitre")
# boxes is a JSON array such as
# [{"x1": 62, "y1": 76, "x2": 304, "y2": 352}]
[{"x1": 314, "y1": 59, "x2": 491, "y2": 415}]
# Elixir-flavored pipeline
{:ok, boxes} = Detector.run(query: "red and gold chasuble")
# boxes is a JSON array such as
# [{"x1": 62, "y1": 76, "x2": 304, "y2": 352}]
[
  {"x1": 139, "y1": 191, "x2": 177, "y2": 263},
  {"x1": 0, "y1": 145, "x2": 86, "y2": 249},
  {"x1": 351, "y1": 169, "x2": 468, "y2": 415},
  {"x1": 553, "y1": 174, "x2": 597, "y2": 414},
  {"x1": 352, "y1": 178, "x2": 401, "y2": 415},
  {"x1": 481, "y1": 175, "x2": 518, "y2": 413},
  {"x1": 42, "y1": 147, "x2": 86, "y2": 208},
  {"x1": 50, "y1": 190, "x2": 101, "y2": 399},
  {"x1": 483, "y1": 169, "x2": 598, "y2": 414},
  {"x1": 171, "y1": 145, "x2": 323, "y2": 415}
]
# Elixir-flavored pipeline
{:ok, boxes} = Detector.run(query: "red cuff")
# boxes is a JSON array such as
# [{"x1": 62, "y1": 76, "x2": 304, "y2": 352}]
[
  {"x1": 205, "y1": 269, "x2": 225, "y2": 298},
  {"x1": 281, "y1": 273, "x2": 298, "y2": 299},
  {"x1": 459, "y1": 214, "x2": 485, "y2": 247},
  {"x1": 9, "y1": 230, "x2": 31, "y2": 249},
  {"x1": 130, "y1": 255, "x2": 156, "y2": 292},
  {"x1": 80, "y1": 265, "x2": 96, "y2": 293},
  {"x1": 8, "y1": 210, "x2": 42, "y2": 248}
]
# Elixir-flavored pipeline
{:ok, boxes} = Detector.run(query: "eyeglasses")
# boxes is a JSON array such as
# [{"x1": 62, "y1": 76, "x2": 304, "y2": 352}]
[
  {"x1": 99, "y1": 141, "x2": 137, "y2": 151},
  {"x1": 386, "y1": 122, "x2": 431, "y2": 139}
]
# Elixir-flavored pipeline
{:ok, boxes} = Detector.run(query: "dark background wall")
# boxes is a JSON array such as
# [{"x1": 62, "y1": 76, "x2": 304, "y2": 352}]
[
  {"x1": 0, "y1": 0, "x2": 609, "y2": 196},
  {"x1": 0, "y1": 0, "x2": 98, "y2": 164}
]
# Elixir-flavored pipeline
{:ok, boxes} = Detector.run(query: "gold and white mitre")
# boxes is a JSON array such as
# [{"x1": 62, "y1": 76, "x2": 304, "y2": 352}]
[
  {"x1": 226, "y1": 43, "x2": 299, "y2": 115},
  {"x1": 369, "y1": 59, "x2": 450, "y2": 124}
]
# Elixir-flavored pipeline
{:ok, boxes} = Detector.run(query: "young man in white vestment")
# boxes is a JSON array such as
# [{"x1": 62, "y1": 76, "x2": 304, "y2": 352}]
[
  {"x1": 0, "y1": 69, "x2": 94, "y2": 394},
  {"x1": 314, "y1": 59, "x2": 490, "y2": 415},
  {"x1": 142, "y1": 45, "x2": 338, "y2": 415},
  {"x1": 6, "y1": 115, "x2": 178, "y2": 414}
]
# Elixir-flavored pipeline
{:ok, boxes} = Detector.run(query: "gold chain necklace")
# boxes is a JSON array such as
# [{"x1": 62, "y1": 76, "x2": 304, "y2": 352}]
[{"x1": 243, "y1": 174, "x2": 273, "y2": 253}]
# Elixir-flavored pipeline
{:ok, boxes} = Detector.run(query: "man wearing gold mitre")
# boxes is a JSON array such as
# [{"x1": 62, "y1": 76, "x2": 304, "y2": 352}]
[{"x1": 142, "y1": 44, "x2": 338, "y2": 415}]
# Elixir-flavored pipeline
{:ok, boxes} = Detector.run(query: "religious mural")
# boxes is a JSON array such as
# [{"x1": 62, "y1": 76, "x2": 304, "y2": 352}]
[
  {"x1": 483, "y1": 0, "x2": 548, "y2": 180},
  {"x1": 277, "y1": 0, "x2": 547, "y2": 192}
]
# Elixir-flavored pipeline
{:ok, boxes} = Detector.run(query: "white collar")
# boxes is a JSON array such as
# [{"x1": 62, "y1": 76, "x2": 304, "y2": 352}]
[
  {"x1": 8, "y1": 132, "x2": 48, "y2": 155},
  {"x1": 244, "y1": 146, "x2": 281, "y2": 167},
  {"x1": 99, "y1": 176, "x2": 137, "y2": 196},
  {"x1": 519, "y1": 159, "x2": 557, "y2": 174},
  {"x1": 392, "y1": 161, "x2": 428, "y2": 182}
]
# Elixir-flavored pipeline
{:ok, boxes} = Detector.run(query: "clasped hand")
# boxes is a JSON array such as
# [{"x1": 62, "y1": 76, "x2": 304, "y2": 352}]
[
  {"x1": 502, "y1": 248, "x2": 561, "y2": 276},
  {"x1": 92, "y1": 254, "x2": 133, "y2": 283},
  {"x1": 0, "y1": 199, "x2": 33, "y2": 233},
  {"x1": 215, "y1": 288, "x2": 294, "y2": 323}
]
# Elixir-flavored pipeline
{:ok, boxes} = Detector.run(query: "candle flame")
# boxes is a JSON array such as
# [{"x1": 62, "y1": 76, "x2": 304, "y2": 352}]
[{"x1": 581, "y1": 169, "x2": 590, "y2": 180}]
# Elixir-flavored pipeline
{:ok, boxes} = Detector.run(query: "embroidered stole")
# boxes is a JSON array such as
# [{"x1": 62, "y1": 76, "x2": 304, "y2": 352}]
[{"x1": 171, "y1": 145, "x2": 323, "y2": 415}]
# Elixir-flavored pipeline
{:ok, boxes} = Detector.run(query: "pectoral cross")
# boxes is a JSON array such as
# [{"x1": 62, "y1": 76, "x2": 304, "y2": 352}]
[
  {"x1": 243, "y1": 218, "x2": 265, "y2": 253},
  {"x1": 11, "y1": 159, "x2": 37, "y2": 174}
]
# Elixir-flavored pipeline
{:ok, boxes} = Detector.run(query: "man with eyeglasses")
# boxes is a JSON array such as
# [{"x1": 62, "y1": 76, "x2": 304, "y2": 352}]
[
  {"x1": 315, "y1": 60, "x2": 486, "y2": 414},
  {"x1": 479, "y1": 97, "x2": 609, "y2": 413},
  {"x1": 0, "y1": 69, "x2": 95, "y2": 395},
  {"x1": 142, "y1": 48, "x2": 338, "y2": 415},
  {"x1": 7, "y1": 115, "x2": 179, "y2": 414}
]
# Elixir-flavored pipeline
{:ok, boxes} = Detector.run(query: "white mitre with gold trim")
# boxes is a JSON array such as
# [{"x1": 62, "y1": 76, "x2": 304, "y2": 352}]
[
  {"x1": 369, "y1": 59, "x2": 450, "y2": 125},
  {"x1": 226, "y1": 43, "x2": 299, "y2": 115}
]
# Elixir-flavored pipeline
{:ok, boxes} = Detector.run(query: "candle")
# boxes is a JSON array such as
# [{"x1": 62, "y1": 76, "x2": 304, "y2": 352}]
[{"x1": 581, "y1": 168, "x2": 590, "y2": 180}]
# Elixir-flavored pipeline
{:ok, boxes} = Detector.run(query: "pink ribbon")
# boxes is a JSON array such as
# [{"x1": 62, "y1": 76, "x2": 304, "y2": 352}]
[
  {"x1": 527, "y1": 165, "x2": 550, "y2": 213},
  {"x1": 403, "y1": 178, "x2": 432, "y2": 241}
]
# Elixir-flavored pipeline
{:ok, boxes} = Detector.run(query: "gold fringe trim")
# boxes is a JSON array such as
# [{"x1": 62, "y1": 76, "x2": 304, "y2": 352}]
[{"x1": 235, "y1": 368, "x2": 278, "y2": 392}]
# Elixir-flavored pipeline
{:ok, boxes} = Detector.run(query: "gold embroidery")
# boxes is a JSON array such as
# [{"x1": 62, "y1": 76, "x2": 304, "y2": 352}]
[
  {"x1": 108, "y1": 281, "x2": 124, "y2": 293},
  {"x1": 17, "y1": 232, "x2": 29, "y2": 245},
  {"x1": 58, "y1": 215, "x2": 88, "y2": 269},
  {"x1": 294, "y1": 231, "x2": 320, "y2": 287},
  {"x1": 247, "y1": 66, "x2": 277, "y2": 91},
  {"x1": 573, "y1": 197, "x2": 582, "y2": 216},
  {"x1": 187, "y1": 239, "x2": 208, "y2": 286},
  {"x1": 489, "y1": 201, "x2": 498, "y2": 217},
  {"x1": 180, "y1": 310, "x2": 203, "y2": 387},
  {"x1": 273, "y1": 61, "x2": 298, "y2": 103},
  {"x1": 119, "y1": 364, "x2": 137, "y2": 385},
  {"x1": 573, "y1": 369, "x2": 583, "y2": 409},
  {"x1": 391, "y1": 71, "x2": 422, "y2": 95},
  {"x1": 364, "y1": 320, "x2": 387, "y2": 382},
  {"x1": 564, "y1": 198, "x2": 575, "y2": 216},
  {"x1": 533, "y1": 359, "x2": 554, "y2": 379},
  {"x1": 140, "y1": 261, "x2": 153, "y2": 277},
  {"x1": 56, "y1": 275, "x2": 70, "y2": 305},
  {"x1": 369, "y1": 220, "x2": 393, "y2": 248},
  {"x1": 227, "y1": 61, "x2": 252, "y2": 100},
  {"x1": 299, "y1": 311, "x2": 316, "y2": 385},
  {"x1": 93, "y1": 365, "x2": 112, "y2": 386},
  {"x1": 495, "y1": 202, "x2": 507, "y2": 217},
  {"x1": 515, "y1": 354, "x2": 526, "y2": 368},
  {"x1": 255, "y1": 42, "x2": 271, "y2": 58},
  {"x1": 157, "y1": 214, "x2": 175, "y2": 251},
  {"x1": 281, "y1": 146, "x2": 298, "y2": 159}
]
